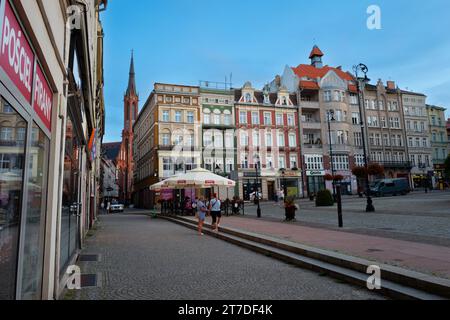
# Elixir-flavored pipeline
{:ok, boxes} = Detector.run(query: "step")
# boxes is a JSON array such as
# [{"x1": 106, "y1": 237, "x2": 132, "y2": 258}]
[{"x1": 161, "y1": 215, "x2": 448, "y2": 300}]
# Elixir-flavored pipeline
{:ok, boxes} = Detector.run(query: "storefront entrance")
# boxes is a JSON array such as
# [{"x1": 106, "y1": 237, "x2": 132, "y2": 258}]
[{"x1": 307, "y1": 176, "x2": 325, "y2": 196}]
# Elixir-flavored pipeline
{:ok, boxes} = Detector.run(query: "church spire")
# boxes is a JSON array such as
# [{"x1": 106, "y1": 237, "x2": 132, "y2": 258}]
[{"x1": 126, "y1": 50, "x2": 136, "y2": 96}]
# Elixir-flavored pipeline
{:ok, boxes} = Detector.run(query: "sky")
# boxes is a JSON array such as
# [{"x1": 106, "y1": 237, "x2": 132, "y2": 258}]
[{"x1": 101, "y1": 0, "x2": 450, "y2": 142}]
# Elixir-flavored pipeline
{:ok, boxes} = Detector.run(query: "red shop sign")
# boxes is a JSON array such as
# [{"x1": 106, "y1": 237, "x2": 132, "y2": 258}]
[
  {"x1": 0, "y1": 0, "x2": 35, "y2": 103},
  {"x1": 33, "y1": 63, "x2": 52, "y2": 131}
]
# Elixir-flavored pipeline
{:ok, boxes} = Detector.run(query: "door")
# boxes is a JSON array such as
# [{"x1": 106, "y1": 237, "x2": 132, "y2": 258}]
[{"x1": 267, "y1": 181, "x2": 275, "y2": 201}]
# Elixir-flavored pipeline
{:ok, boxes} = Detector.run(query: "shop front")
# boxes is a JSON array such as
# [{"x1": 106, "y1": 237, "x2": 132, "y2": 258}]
[
  {"x1": 0, "y1": 0, "x2": 53, "y2": 299},
  {"x1": 306, "y1": 170, "x2": 326, "y2": 196}
]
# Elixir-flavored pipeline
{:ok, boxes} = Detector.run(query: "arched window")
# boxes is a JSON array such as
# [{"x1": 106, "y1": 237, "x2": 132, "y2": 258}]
[{"x1": 245, "y1": 93, "x2": 252, "y2": 103}]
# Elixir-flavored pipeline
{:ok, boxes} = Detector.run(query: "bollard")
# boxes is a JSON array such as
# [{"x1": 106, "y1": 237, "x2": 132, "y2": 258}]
[{"x1": 336, "y1": 184, "x2": 343, "y2": 228}]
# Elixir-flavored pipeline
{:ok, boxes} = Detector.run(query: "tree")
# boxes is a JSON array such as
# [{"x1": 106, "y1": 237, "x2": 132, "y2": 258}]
[
  {"x1": 445, "y1": 155, "x2": 450, "y2": 180},
  {"x1": 352, "y1": 166, "x2": 367, "y2": 178},
  {"x1": 368, "y1": 163, "x2": 385, "y2": 177}
]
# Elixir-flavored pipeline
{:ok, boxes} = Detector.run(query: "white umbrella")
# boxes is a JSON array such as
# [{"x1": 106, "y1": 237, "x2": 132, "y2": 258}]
[
  {"x1": 149, "y1": 180, "x2": 171, "y2": 191},
  {"x1": 160, "y1": 168, "x2": 235, "y2": 189}
]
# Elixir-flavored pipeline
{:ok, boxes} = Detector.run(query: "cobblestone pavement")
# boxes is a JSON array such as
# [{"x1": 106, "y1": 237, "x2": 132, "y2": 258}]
[
  {"x1": 241, "y1": 191, "x2": 450, "y2": 243},
  {"x1": 68, "y1": 214, "x2": 383, "y2": 300}
]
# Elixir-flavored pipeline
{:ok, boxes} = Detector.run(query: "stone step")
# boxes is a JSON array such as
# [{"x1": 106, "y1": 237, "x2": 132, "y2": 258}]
[{"x1": 161, "y1": 215, "x2": 448, "y2": 300}]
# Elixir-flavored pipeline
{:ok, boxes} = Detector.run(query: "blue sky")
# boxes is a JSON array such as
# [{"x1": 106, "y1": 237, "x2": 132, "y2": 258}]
[{"x1": 102, "y1": 0, "x2": 450, "y2": 142}]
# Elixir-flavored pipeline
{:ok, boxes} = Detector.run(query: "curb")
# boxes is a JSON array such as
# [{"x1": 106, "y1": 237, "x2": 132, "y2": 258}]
[{"x1": 161, "y1": 215, "x2": 449, "y2": 300}]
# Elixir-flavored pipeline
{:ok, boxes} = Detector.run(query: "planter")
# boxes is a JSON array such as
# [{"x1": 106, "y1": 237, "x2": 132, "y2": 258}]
[{"x1": 285, "y1": 206, "x2": 297, "y2": 221}]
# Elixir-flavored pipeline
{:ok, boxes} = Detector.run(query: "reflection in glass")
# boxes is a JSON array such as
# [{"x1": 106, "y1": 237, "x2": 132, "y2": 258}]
[
  {"x1": 0, "y1": 97, "x2": 26, "y2": 300},
  {"x1": 20, "y1": 123, "x2": 49, "y2": 299},
  {"x1": 60, "y1": 113, "x2": 80, "y2": 274}
]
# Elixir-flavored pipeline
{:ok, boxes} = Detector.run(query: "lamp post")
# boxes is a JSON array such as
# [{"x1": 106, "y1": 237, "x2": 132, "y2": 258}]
[
  {"x1": 327, "y1": 110, "x2": 336, "y2": 200},
  {"x1": 255, "y1": 160, "x2": 262, "y2": 218},
  {"x1": 353, "y1": 63, "x2": 375, "y2": 212}
]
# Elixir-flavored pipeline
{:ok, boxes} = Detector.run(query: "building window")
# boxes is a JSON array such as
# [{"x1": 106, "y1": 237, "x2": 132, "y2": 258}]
[
  {"x1": 276, "y1": 113, "x2": 283, "y2": 125},
  {"x1": 355, "y1": 154, "x2": 365, "y2": 167},
  {"x1": 204, "y1": 114, "x2": 210, "y2": 124},
  {"x1": 239, "y1": 111, "x2": 247, "y2": 124},
  {"x1": 187, "y1": 112, "x2": 194, "y2": 123},
  {"x1": 277, "y1": 132, "x2": 285, "y2": 147},
  {"x1": 352, "y1": 113, "x2": 360, "y2": 125},
  {"x1": 354, "y1": 132, "x2": 363, "y2": 147},
  {"x1": 0, "y1": 127, "x2": 13, "y2": 141},
  {"x1": 213, "y1": 114, "x2": 221, "y2": 125},
  {"x1": 264, "y1": 112, "x2": 272, "y2": 125},
  {"x1": 278, "y1": 155, "x2": 286, "y2": 169},
  {"x1": 290, "y1": 156, "x2": 298, "y2": 169},
  {"x1": 225, "y1": 133, "x2": 233, "y2": 148},
  {"x1": 16, "y1": 127, "x2": 26, "y2": 142},
  {"x1": 240, "y1": 132, "x2": 249, "y2": 146},
  {"x1": 332, "y1": 154, "x2": 349, "y2": 171},
  {"x1": 224, "y1": 113, "x2": 231, "y2": 125},
  {"x1": 349, "y1": 94, "x2": 358, "y2": 105},
  {"x1": 162, "y1": 133, "x2": 170, "y2": 146},
  {"x1": 324, "y1": 91, "x2": 332, "y2": 102},
  {"x1": 252, "y1": 112, "x2": 259, "y2": 125},
  {"x1": 287, "y1": 114, "x2": 295, "y2": 126},
  {"x1": 288, "y1": 133, "x2": 296, "y2": 147},
  {"x1": 204, "y1": 132, "x2": 213, "y2": 147},
  {"x1": 175, "y1": 111, "x2": 182, "y2": 122},
  {"x1": 305, "y1": 155, "x2": 324, "y2": 170},
  {"x1": 240, "y1": 154, "x2": 249, "y2": 169},
  {"x1": 252, "y1": 131, "x2": 260, "y2": 147},
  {"x1": 266, "y1": 132, "x2": 272, "y2": 147}
]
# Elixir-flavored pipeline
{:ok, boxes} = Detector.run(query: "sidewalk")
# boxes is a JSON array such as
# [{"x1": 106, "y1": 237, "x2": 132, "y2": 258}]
[{"x1": 186, "y1": 215, "x2": 450, "y2": 280}]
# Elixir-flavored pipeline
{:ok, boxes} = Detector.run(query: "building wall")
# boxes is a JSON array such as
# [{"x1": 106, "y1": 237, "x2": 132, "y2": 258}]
[
  {"x1": 402, "y1": 93, "x2": 432, "y2": 188},
  {"x1": 0, "y1": 0, "x2": 106, "y2": 300},
  {"x1": 427, "y1": 105, "x2": 449, "y2": 184}
]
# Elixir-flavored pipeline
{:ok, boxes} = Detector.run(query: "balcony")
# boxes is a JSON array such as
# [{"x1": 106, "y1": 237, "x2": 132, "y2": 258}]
[
  {"x1": 302, "y1": 121, "x2": 321, "y2": 130},
  {"x1": 375, "y1": 161, "x2": 413, "y2": 169},
  {"x1": 300, "y1": 101, "x2": 320, "y2": 110},
  {"x1": 303, "y1": 143, "x2": 323, "y2": 153}
]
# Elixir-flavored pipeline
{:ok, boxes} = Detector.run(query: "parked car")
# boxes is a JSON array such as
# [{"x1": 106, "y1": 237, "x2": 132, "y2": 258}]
[
  {"x1": 110, "y1": 203, "x2": 124, "y2": 213},
  {"x1": 370, "y1": 178, "x2": 410, "y2": 197}
]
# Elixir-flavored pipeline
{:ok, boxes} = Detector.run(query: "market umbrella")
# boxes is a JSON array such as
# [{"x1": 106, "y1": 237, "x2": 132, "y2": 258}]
[{"x1": 160, "y1": 168, "x2": 235, "y2": 188}]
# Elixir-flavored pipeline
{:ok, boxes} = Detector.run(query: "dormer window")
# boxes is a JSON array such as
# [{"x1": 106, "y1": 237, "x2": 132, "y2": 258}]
[{"x1": 245, "y1": 93, "x2": 252, "y2": 103}]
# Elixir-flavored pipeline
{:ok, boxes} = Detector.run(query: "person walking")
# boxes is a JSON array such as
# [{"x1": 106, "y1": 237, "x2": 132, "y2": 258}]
[
  {"x1": 196, "y1": 196, "x2": 208, "y2": 236},
  {"x1": 106, "y1": 201, "x2": 111, "y2": 214},
  {"x1": 209, "y1": 193, "x2": 222, "y2": 232}
]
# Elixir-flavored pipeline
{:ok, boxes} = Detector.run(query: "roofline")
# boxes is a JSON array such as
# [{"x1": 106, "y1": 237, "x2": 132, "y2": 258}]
[
  {"x1": 401, "y1": 90, "x2": 427, "y2": 97},
  {"x1": 154, "y1": 82, "x2": 200, "y2": 89},
  {"x1": 426, "y1": 104, "x2": 447, "y2": 111}
]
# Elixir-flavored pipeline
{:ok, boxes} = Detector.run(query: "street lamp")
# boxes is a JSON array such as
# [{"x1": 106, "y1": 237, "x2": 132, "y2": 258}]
[
  {"x1": 255, "y1": 160, "x2": 262, "y2": 218},
  {"x1": 327, "y1": 110, "x2": 336, "y2": 200},
  {"x1": 353, "y1": 63, "x2": 375, "y2": 213}
]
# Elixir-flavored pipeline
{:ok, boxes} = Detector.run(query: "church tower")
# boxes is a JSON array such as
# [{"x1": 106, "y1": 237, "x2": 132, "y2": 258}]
[
  {"x1": 124, "y1": 51, "x2": 138, "y2": 132},
  {"x1": 118, "y1": 52, "x2": 138, "y2": 205}
]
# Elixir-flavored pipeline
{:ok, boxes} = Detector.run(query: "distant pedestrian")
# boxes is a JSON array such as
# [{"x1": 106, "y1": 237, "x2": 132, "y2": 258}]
[
  {"x1": 209, "y1": 193, "x2": 222, "y2": 232},
  {"x1": 196, "y1": 196, "x2": 208, "y2": 236},
  {"x1": 106, "y1": 201, "x2": 111, "y2": 214},
  {"x1": 100, "y1": 202, "x2": 105, "y2": 214}
]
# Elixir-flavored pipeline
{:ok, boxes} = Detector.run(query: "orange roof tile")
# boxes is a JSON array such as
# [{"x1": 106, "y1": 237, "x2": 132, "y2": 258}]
[
  {"x1": 348, "y1": 84, "x2": 358, "y2": 93},
  {"x1": 292, "y1": 64, "x2": 354, "y2": 82},
  {"x1": 299, "y1": 80, "x2": 320, "y2": 90}
]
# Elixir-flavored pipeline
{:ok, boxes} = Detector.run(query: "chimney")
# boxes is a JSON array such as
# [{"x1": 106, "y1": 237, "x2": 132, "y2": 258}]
[{"x1": 387, "y1": 81, "x2": 396, "y2": 90}]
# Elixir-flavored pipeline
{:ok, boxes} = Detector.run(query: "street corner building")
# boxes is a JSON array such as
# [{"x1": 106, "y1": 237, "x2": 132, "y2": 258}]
[{"x1": 0, "y1": 0, "x2": 107, "y2": 300}]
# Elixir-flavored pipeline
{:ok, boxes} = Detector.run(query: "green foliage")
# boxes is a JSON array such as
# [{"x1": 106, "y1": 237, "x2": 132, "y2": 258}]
[
  {"x1": 315, "y1": 189, "x2": 334, "y2": 207},
  {"x1": 445, "y1": 155, "x2": 450, "y2": 178}
]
